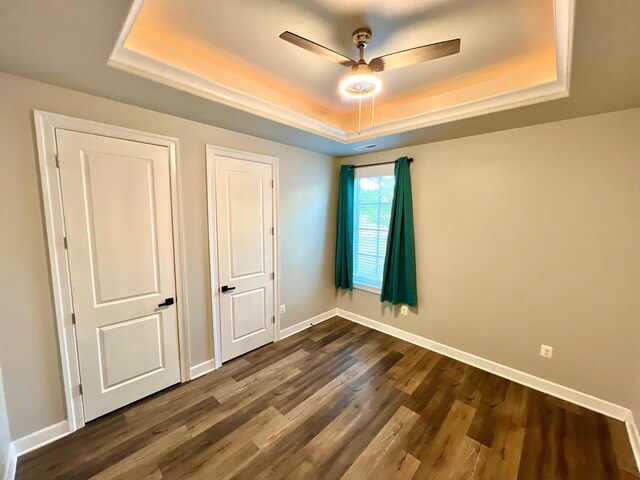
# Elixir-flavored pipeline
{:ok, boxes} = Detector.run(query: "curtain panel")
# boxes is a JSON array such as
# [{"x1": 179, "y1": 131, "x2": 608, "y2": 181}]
[
  {"x1": 380, "y1": 157, "x2": 417, "y2": 306},
  {"x1": 335, "y1": 165, "x2": 354, "y2": 290}
]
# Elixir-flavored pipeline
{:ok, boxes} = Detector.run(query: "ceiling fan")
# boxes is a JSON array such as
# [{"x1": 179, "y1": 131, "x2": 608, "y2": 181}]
[{"x1": 279, "y1": 28, "x2": 461, "y2": 99}]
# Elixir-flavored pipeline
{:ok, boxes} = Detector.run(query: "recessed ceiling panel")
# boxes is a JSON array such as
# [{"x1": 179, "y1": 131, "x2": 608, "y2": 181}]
[{"x1": 110, "y1": 0, "x2": 570, "y2": 141}]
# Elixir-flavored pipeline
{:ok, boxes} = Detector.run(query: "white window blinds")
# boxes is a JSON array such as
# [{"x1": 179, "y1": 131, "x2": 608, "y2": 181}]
[{"x1": 353, "y1": 164, "x2": 395, "y2": 292}]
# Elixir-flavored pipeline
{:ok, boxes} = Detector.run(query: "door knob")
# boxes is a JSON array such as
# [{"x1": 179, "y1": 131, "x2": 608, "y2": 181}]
[
  {"x1": 157, "y1": 297, "x2": 174, "y2": 307},
  {"x1": 221, "y1": 285, "x2": 236, "y2": 293}
]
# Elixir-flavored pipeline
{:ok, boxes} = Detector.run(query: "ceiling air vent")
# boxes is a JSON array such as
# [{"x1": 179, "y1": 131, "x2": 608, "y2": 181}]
[{"x1": 354, "y1": 144, "x2": 378, "y2": 152}]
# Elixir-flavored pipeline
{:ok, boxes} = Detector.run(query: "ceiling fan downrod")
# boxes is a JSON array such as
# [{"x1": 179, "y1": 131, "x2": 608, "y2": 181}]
[{"x1": 352, "y1": 27, "x2": 372, "y2": 64}]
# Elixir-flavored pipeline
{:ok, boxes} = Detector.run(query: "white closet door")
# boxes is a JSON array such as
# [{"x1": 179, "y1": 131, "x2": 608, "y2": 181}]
[
  {"x1": 215, "y1": 155, "x2": 275, "y2": 362},
  {"x1": 56, "y1": 129, "x2": 180, "y2": 421}
]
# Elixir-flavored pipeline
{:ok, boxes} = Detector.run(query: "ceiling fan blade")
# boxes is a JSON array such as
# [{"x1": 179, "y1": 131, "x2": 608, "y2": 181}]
[
  {"x1": 369, "y1": 38, "x2": 461, "y2": 72},
  {"x1": 279, "y1": 31, "x2": 357, "y2": 68}
]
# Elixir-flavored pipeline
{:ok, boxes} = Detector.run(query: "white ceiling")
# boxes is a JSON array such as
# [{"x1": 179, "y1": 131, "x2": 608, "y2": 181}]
[
  {"x1": 0, "y1": 0, "x2": 638, "y2": 156},
  {"x1": 139, "y1": 0, "x2": 554, "y2": 106}
]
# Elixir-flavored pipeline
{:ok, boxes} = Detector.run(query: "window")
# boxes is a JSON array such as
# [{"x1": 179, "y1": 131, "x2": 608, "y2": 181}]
[{"x1": 353, "y1": 164, "x2": 395, "y2": 292}]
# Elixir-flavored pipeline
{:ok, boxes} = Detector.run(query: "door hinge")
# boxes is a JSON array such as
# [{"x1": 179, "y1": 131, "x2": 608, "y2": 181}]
[
  {"x1": 63, "y1": 236, "x2": 68, "y2": 249},
  {"x1": 270, "y1": 272, "x2": 274, "y2": 280},
  {"x1": 271, "y1": 180, "x2": 274, "y2": 188},
  {"x1": 272, "y1": 316, "x2": 275, "y2": 324},
  {"x1": 78, "y1": 384, "x2": 83, "y2": 395},
  {"x1": 55, "y1": 154, "x2": 60, "y2": 168},
  {"x1": 270, "y1": 227, "x2": 274, "y2": 235},
  {"x1": 71, "y1": 312, "x2": 76, "y2": 325}
]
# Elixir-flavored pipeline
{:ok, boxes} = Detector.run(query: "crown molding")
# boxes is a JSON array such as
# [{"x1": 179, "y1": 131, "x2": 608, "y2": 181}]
[
  {"x1": 109, "y1": 0, "x2": 575, "y2": 144},
  {"x1": 108, "y1": 45, "x2": 349, "y2": 142}
]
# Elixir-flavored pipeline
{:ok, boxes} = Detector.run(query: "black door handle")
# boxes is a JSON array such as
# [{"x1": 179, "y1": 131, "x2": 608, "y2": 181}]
[
  {"x1": 221, "y1": 285, "x2": 236, "y2": 293},
  {"x1": 158, "y1": 297, "x2": 174, "y2": 307}
]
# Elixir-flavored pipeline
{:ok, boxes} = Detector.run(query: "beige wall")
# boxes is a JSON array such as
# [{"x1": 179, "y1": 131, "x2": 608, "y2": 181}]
[
  {"x1": 0, "y1": 366, "x2": 12, "y2": 478},
  {"x1": 0, "y1": 72, "x2": 336, "y2": 439},
  {"x1": 1, "y1": 70, "x2": 638, "y2": 447},
  {"x1": 339, "y1": 107, "x2": 640, "y2": 412}
]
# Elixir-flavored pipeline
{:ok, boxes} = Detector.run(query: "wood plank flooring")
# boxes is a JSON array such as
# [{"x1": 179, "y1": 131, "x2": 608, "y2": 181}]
[{"x1": 17, "y1": 317, "x2": 639, "y2": 479}]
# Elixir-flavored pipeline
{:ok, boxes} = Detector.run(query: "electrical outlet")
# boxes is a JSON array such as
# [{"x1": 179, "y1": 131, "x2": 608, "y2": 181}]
[
  {"x1": 539, "y1": 344, "x2": 553, "y2": 358},
  {"x1": 400, "y1": 305, "x2": 409, "y2": 316},
  {"x1": 279, "y1": 304, "x2": 286, "y2": 314}
]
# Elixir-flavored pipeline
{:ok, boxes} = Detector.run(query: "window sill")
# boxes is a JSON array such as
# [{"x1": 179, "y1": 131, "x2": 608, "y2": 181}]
[{"x1": 354, "y1": 283, "x2": 381, "y2": 295}]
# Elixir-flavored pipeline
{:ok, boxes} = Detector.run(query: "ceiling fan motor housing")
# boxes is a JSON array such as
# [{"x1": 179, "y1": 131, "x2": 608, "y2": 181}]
[
  {"x1": 352, "y1": 28, "x2": 372, "y2": 48},
  {"x1": 349, "y1": 63, "x2": 374, "y2": 77}
]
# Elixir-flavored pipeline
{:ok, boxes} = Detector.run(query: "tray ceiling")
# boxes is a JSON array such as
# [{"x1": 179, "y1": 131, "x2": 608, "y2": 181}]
[
  {"x1": 135, "y1": 0, "x2": 554, "y2": 104},
  {"x1": 110, "y1": 0, "x2": 572, "y2": 142},
  {"x1": 2, "y1": 0, "x2": 639, "y2": 156}
]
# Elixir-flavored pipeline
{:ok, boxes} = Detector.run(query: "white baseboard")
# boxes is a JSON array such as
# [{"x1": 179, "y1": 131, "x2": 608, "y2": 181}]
[
  {"x1": 191, "y1": 309, "x2": 339, "y2": 375},
  {"x1": 2, "y1": 443, "x2": 16, "y2": 480},
  {"x1": 279, "y1": 309, "x2": 338, "y2": 340},
  {"x1": 189, "y1": 359, "x2": 216, "y2": 380},
  {"x1": 627, "y1": 412, "x2": 640, "y2": 474},
  {"x1": 336, "y1": 308, "x2": 630, "y2": 421},
  {"x1": 13, "y1": 420, "x2": 69, "y2": 457}
]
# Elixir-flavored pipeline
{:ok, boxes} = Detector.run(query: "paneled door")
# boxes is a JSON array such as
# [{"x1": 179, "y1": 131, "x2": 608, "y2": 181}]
[
  {"x1": 214, "y1": 154, "x2": 275, "y2": 362},
  {"x1": 56, "y1": 129, "x2": 180, "y2": 421}
]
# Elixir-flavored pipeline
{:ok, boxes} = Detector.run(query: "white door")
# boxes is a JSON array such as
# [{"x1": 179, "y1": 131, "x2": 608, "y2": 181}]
[
  {"x1": 56, "y1": 129, "x2": 181, "y2": 421},
  {"x1": 214, "y1": 155, "x2": 275, "y2": 362}
]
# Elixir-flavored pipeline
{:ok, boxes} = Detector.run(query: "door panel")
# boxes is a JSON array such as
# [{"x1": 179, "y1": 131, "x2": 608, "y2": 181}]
[
  {"x1": 83, "y1": 152, "x2": 161, "y2": 304},
  {"x1": 56, "y1": 129, "x2": 180, "y2": 421},
  {"x1": 231, "y1": 288, "x2": 267, "y2": 340},
  {"x1": 215, "y1": 155, "x2": 274, "y2": 362},
  {"x1": 227, "y1": 171, "x2": 265, "y2": 279},
  {"x1": 98, "y1": 314, "x2": 165, "y2": 389}
]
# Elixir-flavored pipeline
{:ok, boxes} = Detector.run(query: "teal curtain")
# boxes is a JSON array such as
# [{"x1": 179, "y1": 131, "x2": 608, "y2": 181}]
[
  {"x1": 335, "y1": 165, "x2": 354, "y2": 289},
  {"x1": 380, "y1": 157, "x2": 417, "y2": 306}
]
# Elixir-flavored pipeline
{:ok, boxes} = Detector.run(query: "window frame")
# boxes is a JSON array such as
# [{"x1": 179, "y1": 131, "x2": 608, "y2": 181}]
[{"x1": 352, "y1": 163, "x2": 395, "y2": 294}]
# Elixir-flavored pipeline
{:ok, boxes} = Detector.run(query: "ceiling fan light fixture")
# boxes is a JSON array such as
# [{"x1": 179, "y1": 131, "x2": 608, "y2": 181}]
[
  {"x1": 339, "y1": 64, "x2": 382, "y2": 99},
  {"x1": 339, "y1": 73, "x2": 382, "y2": 98}
]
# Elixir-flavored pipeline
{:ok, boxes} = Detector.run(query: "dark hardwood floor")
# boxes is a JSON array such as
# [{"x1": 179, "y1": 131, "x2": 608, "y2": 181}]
[{"x1": 17, "y1": 317, "x2": 639, "y2": 479}]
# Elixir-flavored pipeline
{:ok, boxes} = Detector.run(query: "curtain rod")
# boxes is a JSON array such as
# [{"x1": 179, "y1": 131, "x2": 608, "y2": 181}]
[{"x1": 348, "y1": 157, "x2": 413, "y2": 169}]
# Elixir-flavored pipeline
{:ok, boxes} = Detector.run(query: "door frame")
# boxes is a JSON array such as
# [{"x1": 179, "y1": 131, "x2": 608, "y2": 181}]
[
  {"x1": 34, "y1": 110, "x2": 191, "y2": 433},
  {"x1": 205, "y1": 145, "x2": 280, "y2": 368}
]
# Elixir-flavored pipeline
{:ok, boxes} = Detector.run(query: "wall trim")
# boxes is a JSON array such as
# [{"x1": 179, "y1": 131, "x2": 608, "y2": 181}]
[
  {"x1": 108, "y1": 0, "x2": 575, "y2": 143},
  {"x1": 189, "y1": 359, "x2": 216, "y2": 380},
  {"x1": 279, "y1": 309, "x2": 337, "y2": 340},
  {"x1": 2, "y1": 443, "x2": 16, "y2": 480},
  {"x1": 627, "y1": 412, "x2": 640, "y2": 474},
  {"x1": 109, "y1": 46, "x2": 349, "y2": 143},
  {"x1": 12, "y1": 421, "x2": 69, "y2": 457},
  {"x1": 33, "y1": 110, "x2": 191, "y2": 433},
  {"x1": 336, "y1": 309, "x2": 630, "y2": 421}
]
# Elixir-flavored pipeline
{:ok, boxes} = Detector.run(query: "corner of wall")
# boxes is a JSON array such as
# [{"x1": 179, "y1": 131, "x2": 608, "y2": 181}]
[
  {"x1": 627, "y1": 411, "x2": 640, "y2": 475},
  {"x1": 335, "y1": 308, "x2": 632, "y2": 419},
  {"x1": 2, "y1": 443, "x2": 16, "y2": 480}
]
